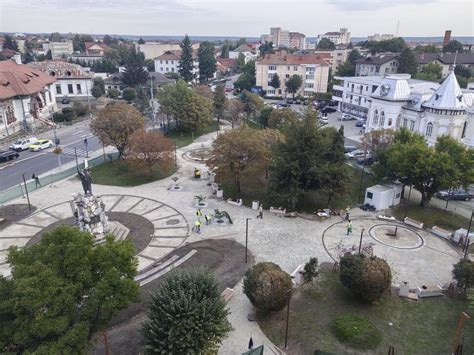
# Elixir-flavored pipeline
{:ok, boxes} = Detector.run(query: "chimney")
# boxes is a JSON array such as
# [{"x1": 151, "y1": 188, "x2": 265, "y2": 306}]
[
  {"x1": 443, "y1": 30, "x2": 452, "y2": 46},
  {"x1": 13, "y1": 53, "x2": 22, "y2": 64}
]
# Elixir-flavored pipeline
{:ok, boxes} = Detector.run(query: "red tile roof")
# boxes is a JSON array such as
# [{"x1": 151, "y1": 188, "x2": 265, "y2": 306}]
[
  {"x1": 154, "y1": 50, "x2": 198, "y2": 61},
  {"x1": 85, "y1": 42, "x2": 108, "y2": 50},
  {"x1": 0, "y1": 60, "x2": 56, "y2": 100},
  {"x1": 258, "y1": 53, "x2": 330, "y2": 66},
  {"x1": 217, "y1": 58, "x2": 236, "y2": 70}
]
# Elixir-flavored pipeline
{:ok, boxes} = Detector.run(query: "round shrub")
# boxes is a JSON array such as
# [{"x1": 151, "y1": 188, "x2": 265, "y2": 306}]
[
  {"x1": 339, "y1": 254, "x2": 391, "y2": 303},
  {"x1": 72, "y1": 101, "x2": 87, "y2": 117},
  {"x1": 332, "y1": 315, "x2": 382, "y2": 350},
  {"x1": 243, "y1": 262, "x2": 293, "y2": 312}
]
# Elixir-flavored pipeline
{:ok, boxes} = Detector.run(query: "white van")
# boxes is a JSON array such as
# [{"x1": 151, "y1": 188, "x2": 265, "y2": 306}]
[{"x1": 9, "y1": 137, "x2": 38, "y2": 152}]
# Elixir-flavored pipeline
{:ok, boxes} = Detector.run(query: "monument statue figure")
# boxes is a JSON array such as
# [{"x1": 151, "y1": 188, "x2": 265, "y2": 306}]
[{"x1": 77, "y1": 167, "x2": 93, "y2": 195}]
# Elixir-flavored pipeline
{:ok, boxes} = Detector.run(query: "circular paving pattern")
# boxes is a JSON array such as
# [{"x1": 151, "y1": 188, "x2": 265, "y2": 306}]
[
  {"x1": 322, "y1": 218, "x2": 462, "y2": 288},
  {"x1": 182, "y1": 148, "x2": 212, "y2": 164},
  {"x1": 0, "y1": 194, "x2": 189, "y2": 277},
  {"x1": 368, "y1": 224, "x2": 424, "y2": 250}
]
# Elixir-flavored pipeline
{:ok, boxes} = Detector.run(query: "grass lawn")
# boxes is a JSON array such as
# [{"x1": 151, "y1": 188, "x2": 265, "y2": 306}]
[
  {"x1": 220, "y1": 165, "x2": 376, "y2": 213},
  {"x1": 391, "y1": 201, "x2": 471, "y2": 231},
  {"x1": 168, "y1": 121, "x2": 219, "y2": 148},
  {"x1": 257, "y1": 268, "x2": 474, "y2": 354},
  {"x1": 89, "y1": 160, "x2": 176, "y2": 187}
]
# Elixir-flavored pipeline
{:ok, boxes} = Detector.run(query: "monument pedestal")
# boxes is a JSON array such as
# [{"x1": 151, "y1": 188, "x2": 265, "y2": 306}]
[{"x1": 73, "y1": 193, "x2": 110, "y2": 241}]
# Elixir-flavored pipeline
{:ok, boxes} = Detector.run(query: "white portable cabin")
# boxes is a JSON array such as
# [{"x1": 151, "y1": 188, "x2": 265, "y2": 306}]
[{"x1": 364, "y1": 184, "x2": 402, "y2": 211}]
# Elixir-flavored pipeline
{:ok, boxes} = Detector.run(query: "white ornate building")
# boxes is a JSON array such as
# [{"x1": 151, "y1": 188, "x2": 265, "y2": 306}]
[{"x1": 366, "y1": 71, "x2": 474, "y2": 147}]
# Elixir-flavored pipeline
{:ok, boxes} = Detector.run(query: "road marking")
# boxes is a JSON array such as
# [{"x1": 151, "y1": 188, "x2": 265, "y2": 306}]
[{"x1": 0, "y1": 153, "x2": 46, "y2": 169}]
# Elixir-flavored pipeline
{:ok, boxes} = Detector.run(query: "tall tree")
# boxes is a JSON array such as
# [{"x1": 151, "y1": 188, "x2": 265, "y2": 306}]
[
  {"x1": 285, "y1": 74, "x2": 303, "y2": 99},
  {"x1": 236, "y1": 53, "x2": 246, "y2": 72},
  {"x1": 414, "y1": 44, "x2": 439, "y2": 53},
  {"x1": 178, "y1": 34, "x2": 195, "y2": 82},
  {"x1": 223, "y1": 99, "x2": 245, "y2": 128},
  {"x1": 398, "y1": 48, "x2": 418, "y2": 76},
  {"x1": 234, "y1": 60, "x2": 256, "y2": 91},
  {"x1": 198, "y1": 41, "x2": 217, "y2": 82},
  {"x1": 259, "y1": 41, "x2": 274, "y2": 57},
  {"x1": 138, "y1": 37, "x2": 145, "y2": 44},
  {"x1": 336, "y1": 61, "x2": 356, "y2": 77},
  {"x1": 237, "y1": 37, "x2": 247, "y2": 46},
  {"x1": 50, "y1": 32, "x2": 62, "y2": 42},
  {"x1": 348, "y1": 49, "x2": 362, "y2": 65},
  {"x1": 91, "y1": 102, "x2": 144, "y2": 158},
  {"x1": 415, "y1": 62, "x2": 443, "y2": 81},
  {"x1": 0, "y1": 226, "x2": 139, "y2": 353},
  {"x1": 141, "y1": 271, "x2": 232, "y2": 353},
  {"x1": 270, "y1": 73, "x2": 281, "y2": 89},
  {"x1": 443, "y1": 40, "x2": 464, "y2": 53},
  {"x1": 122, "y1": 47, "x2": 148, "y2": 87},
  {"x1": 239, "y1": 90, "x2": 264, "y2": 121},
  {"x1": 4, "y1": 35, "x2": 18, "y2": 51},
  {"x1": 317, "y1": 38, "x2": 336, "y2": 50},
  {"x1": 72, "y1": 34, "x2": 93, "y2": 52},
  {"x1": 213, "y1": 85, "x2": 227, "y2": 123},
  {"x1": 180, "y1": 93, "x2": 213, "y2": 131},
  {"x1": 220, "y1": 40, "x2": 230, "y2": 58},
  {"x1": 267, "y1": 108, "x2": 297, "y2": 129}
]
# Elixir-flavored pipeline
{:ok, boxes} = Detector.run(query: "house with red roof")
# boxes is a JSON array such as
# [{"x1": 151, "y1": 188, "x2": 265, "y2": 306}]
[{"x1": 0, "y1": 59, "x2": 57, "y2": 137}]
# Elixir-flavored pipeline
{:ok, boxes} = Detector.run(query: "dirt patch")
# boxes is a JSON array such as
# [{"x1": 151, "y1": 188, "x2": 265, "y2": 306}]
[
  {"x1": 27, "y1": 212, "x2": 154, "y2": 254},
  {"x1": 90, "y1": 238, "x2": 254, "y2": 355},
  {"x1": 0, "y1": 204, "x2": 37, "y2": 230}
]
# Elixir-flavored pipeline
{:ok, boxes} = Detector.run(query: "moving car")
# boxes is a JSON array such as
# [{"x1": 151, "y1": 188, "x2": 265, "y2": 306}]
[
  {"x1": 9, "y1": 137, "x2": 38, "y2": 151},
  {"x1": 436, "y1": 189, "x2": 473, "y2": 201},
  {"x1": 318, "y1": 116, "x2": 329, "y2": 124},
  {"x1": 29, "y1": 139, "x2": 53, "y2": 152},
  {"x1": 345, "y1": 149, "x2": 369, "y2": 159},
  {"x1": 321, "y1": 107, "x2": 337, "y2": 114},
  {"x1": 340, "y1": 113, "x2": 355, "y2": 121},
  {"x1": 356, "y1": 120, "x2": 366, "y2": 127},
  {"x1": 344, "y1": 145, "x2": 358, "y2": 153},
  {"x1": 0, "y1": 150, "x2": 19, "y2": 163}
]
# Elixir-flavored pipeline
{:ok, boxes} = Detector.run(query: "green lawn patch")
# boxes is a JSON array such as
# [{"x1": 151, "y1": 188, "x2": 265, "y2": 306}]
[
  {"x1": 220, "y1": 165, "x2": 375, "y2": 213},
  {"x1": 332, "y1": 315, "x2": 382, "y2": 350},
  {"x1": 89, "y1": 160, "x2": 175, "y2": 187},
  {"x1": 257, "y1": 269, "x2": 474, "y2": 354},
  {"x1": 168, "y1": 121, "x2": 219, "y2": 148},
  {"x1": 391, "y1": 201, "x2": 471, "y2": 231}
]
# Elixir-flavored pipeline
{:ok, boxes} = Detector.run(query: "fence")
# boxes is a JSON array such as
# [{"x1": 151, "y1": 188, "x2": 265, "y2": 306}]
[{"x1": 0, "y1": 152, "x2": 120, "y2": 205}]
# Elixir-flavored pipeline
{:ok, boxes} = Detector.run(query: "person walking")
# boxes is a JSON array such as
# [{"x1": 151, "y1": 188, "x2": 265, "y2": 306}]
[
  {"x1": 192, "y1": 220, "x2": 202, "y2": 234},
  {"x1": 345, "y1": 206, "x2": 350, "y2": 221},
  {"x1": 196, "y1": 209, "x2": 203, "y2": 222},
  {"x1": 35, "y1": 175, "x2": 41, "y2": 188},
  {"x1": 347, "y1": 220, "x2": 353, "y2": 236},
  {"x1": 204, "y1": 214, "x2": 211, "y2": 225},
  {"x1": 256, "y1": 205, "x2": 263, "y2": 219}
]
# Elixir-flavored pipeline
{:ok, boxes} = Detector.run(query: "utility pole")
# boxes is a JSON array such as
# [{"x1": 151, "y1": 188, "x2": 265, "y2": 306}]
[
  {"x1": 284, "y1": 291, "x2": 292, "y2": 349},
  {"x1": 357, "y1": 150, "x2": 367, "y2": 205},
  {"x1": 22, "y1": 174, "x2": 31, "y2": 211},
  {"x1": 358, "y1": 228, "x2": 365, "y2": 254},
  {"x1": 245, "y1": 218, "x2": 250, "y2": 263},
  {"x1": 451, "y1": 312, "x2": 470, "y2": 354},
  {"x1": 464, "y1": 211, "x2": 473, "y2": 259}
]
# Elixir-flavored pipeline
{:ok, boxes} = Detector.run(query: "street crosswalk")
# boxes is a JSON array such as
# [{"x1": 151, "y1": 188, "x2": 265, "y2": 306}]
[{"x1": 60, "y1": 147, "x2": 88, "y2": 157}]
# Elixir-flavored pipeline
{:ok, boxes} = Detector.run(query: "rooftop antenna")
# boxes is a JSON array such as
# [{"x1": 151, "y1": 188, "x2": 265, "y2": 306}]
[{"x1": 395, "y1": 20, "x2": 400, "y2": 37}]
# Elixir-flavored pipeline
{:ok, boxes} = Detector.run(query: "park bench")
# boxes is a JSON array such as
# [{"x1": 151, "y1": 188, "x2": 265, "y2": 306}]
[
  {"x1": 416, "y1": 284, "x2": 443, "y2": 298},
  {"x1": 290, "y1": 264, "x2": 304, "y2": 286},
  {"x1": 221, "y1": 287, "x2": 234, "y2": 302},
  {"x1": 432, "y1": 226, "x2": 453, "y2": 240},
  {"x1": 226, "y1": 198, "x2": 243, "y2": 207},
  {"x1": 404, "y1": 217, "x2": 424, "y2": 229},
  {"x1": 269, "y1": 206, "x2": 286, "y2": 216},
  {"x1": 377, "y1": 214, "x2": 396, "y2": 221}
]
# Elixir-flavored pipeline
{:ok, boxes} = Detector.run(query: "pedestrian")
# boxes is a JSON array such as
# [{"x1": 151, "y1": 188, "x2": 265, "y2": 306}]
[
  {"x1": 257, "y1": 205, "x2": 263, "y2": 219},
  {"x1": 31, "y1": 173, "x2": 36, "y2": 181},
  {"x1": 204, "y1": 214, "x2": 211, "y2": 225},
  {"x1": 35, "y1": 176, "x2": 41, "y2": 188},
  {"x1": 347, "y1": 220, "x2": 352, "y2": 236},
  {"x1": 248, "y1": 337, "x2": 254, "y2": 350},
  {"x1": 345, "y1": 205, "x2": 350, "y2": 221},
  {"x1": 196, "y1": 209, "x2": 203, "y2": 222},
  {"x1": 192, "y1": 220, "x2": 201, "y2": 233}
]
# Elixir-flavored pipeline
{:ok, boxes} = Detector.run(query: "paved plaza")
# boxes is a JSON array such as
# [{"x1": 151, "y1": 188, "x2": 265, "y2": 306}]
[{"x1": 0, "y1": 130, "x2": 465, "y2": 354}]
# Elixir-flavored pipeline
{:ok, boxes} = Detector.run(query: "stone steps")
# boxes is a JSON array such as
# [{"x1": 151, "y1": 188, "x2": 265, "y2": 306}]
[{"x1": 95, "y1": 221, "x2": 129, "y2": 244}]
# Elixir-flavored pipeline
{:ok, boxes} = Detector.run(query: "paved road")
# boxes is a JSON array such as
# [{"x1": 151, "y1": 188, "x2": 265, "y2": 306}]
[{"x1": 0, "y1": 121, "x2": 102, "y2": 191}]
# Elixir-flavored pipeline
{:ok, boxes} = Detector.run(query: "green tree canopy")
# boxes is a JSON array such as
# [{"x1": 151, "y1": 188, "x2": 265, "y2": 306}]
[
  {"x1": 0, "y1": 226, "x2": 139, "y2": 353},
  {"x1": 198, "y1": 41, "x2": 217, "y2": 82},
  {"x1": 259, "y1": 41, "x2": 274, "y2": 57},
  {"x1": 138, "y1": 37, "x2": 145, "y2": 44},
  {"x1": 270, "y1": 73, "x2": 281, "y2": 89},
  {"x1": 234, "y1": 60, "x2": 256, "y2": 91},
  {"x1": 398, "y1": 48, "x2": 418, "y2": 75},
  {"x1": 443, "y1": 40, "x2": 464, "y2": 53},
  {"x1": 336, "y1": 61, "x2": 356, "y2": 77},
  {"x1": 360, "y1": 37, "x2": 406, "y2": 54},
  {"x1": 414, "y1": 44, "x2": 439, "y2": 53},
  {"x1": 4, "y1": 35, "x2": 19, "y2": 51},
  {"x1": 179, "y1": 34, "x2": 195, "y2": 82},
  {"x1": 141, "y1": 270, "x2": 231, "y2": 353},
  {"x1": 122, "y1": 87, "x2": 137, "y2": 102},
  {"x1": 72, "y1": 34, "x2": 94, "y2": 52},
  {"x1": 415, "y1": 62, "x2": 443, "y2": 81},
  {"x1": 50, "y1": 32, "x2": 62, "y2": 42},
  {"x1": 285, "y1": 74, "x2": 303, "y2": 99},
  {"x1": 317, "y1": 38, "x2": 336, "y2": 50},
  {"x1": 267, "y1": 107, "x2": 297, "y2": 129},
  {"x1": 453, "y1": 260, "x2": 474, "y2": 291},
  {"x1": 213, "y1": 85, "x2": 227, "y2": 123},
  {"x1": 122, "y1": 47, "x2": 148, "y2": 87}
]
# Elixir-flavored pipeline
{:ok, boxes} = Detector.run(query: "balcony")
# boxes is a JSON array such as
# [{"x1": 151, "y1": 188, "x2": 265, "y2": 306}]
[{"x1": 333, "y1": 84, "x2": 344, "y2": 91}]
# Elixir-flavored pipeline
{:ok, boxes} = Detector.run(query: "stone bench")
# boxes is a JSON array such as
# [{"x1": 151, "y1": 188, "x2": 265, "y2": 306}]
[
  {"x1": 404, "y1": 217, "x2": 424, "y2": 229},
  {"x1": 221, "y1": 287, "x2": 234, "y2": 302},
  {"x1": 270, "y1": 207, "x2": 286, "y2": 215},
  {"x1": 416, "y1": 284, "x2": 443, "y2": 298},
  {"x1": 227, "y1": 198, "x2": 243, "y2": 207},
  {"x1": 210, "y1": 183, "x2": 219, "y2": 193},
  {"x1": 377, "y1": 214, "x2": 396, "y2": 221},
  {"x1": 432, "y1": 226, "x2": 453, "y2": 240},
  {"x1": 290, "y1": 264, "x2": 304, "y2": 286}
]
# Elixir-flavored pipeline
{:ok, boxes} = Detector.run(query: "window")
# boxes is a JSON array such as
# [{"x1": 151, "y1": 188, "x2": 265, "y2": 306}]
[
  {"x1": 388, "y1": 118, "x2": 392, "y2": 126},
  {"x1": 373, "y1": 109, "x2": 379, "y2": 125},
  {"x1": 48, "y1": 92, "x2": 51, "y2": 102},
  {"x1": 287, "y1": 66, "x2": 290, "y2": 70},
  {"x1": 410, "y1": 120, "x2": 415, "y2": 131},
  {"x1": 351, "y1": 84, "x2": 354, "y2": 92},
  {"x1": 171, "y1": 61, "x2": 174, "y2": 64},
  {"x1": 268, "y1": 65, "x2": 276, "y2": 70},
  {"x1": 67, "y1": 84, "x2": 73, "y2": 94},
  {"x1": 293, "y1": 66, "x2": 298, "y2": 71},
  {"x1": 403, "y1": 118, "x2": 408, "y2": 128},
  {"x1": 285, "y1": 74, "x2": 290, "y2": 79},
  {"x1": 160, "y1": 60, "x2": 163, "y2": 64},
  {"x1": 426, "y1": 122, "x2": 433, "y2": 137},
  {"x1": 56, "y1": 85, "x2": 62, "y2": 94},
  {"x1": 76, "y1": 84, "x2": 82, "y2": 94},
  {"x1": 366, "y1": 191, "x2": 373, "y2": 199},
  {"x1": 267, "y1": 89, "x2": 275, "y2": 95},
  {"x1": 66, "y1": 71, "x2": 72, "y2": 76},
  {"x1": 165, "y1": 60, "x2": 168, "y2": 64},
  {"x1": 5, "y1": 105, "x2": 16, "y2": 124},
  {"x1": 305, "y1": 83, "x2": 314, "y2": 88},
  {"x1": 306, "y1": 74, "x2": 314, "y2": 80},
  {"x1": 166, "y1": 67, "x2": 169, "y2": 72},
  {"x1": 304, "y1": 91, "x2": 313, "y2": 96},
  {"x1": 379, "y1": 111, "x2": 385, "y2": 126},
  {"x1": 171, "y1": 68, "x2": 175, "y2": 72}
]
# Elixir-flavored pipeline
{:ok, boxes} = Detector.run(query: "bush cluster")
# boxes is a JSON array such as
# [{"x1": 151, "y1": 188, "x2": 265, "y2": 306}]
[{"x1": 53, "y1": 102, "x2": 88, "y2": 122}]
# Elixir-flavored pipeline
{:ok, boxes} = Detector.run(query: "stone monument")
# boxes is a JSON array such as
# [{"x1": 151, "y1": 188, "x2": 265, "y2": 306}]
[{"x1": 74, "y1": 167, "x2": 109, "y2": 241}]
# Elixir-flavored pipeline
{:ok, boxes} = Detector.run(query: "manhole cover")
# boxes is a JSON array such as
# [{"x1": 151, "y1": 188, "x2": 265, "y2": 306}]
[{"x1": 166, "y1": 219, "x2": 180, "y2": 225}]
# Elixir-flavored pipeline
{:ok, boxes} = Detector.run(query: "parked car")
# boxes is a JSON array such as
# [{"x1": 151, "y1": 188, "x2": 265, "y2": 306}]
[
  {"x1": 345, "y1": 149, "x2": 369, "y2": 159},
  {"x1": 321, "y1": 107, "x2": 337, "y2": 114},
  {"x1": 356, "y1": 154, "x2": 374, "y2": 165},
  {"x1": 340, "y1": 113, "x2": 355, "y2": 121},
  {"x1": 328, "y1": 100, "x2": 338, "y2": 106},
  {"x1": 286, "y1": 98, "x2": 294, "y2": 104},
  {"x1": 9, "y1": 137, "x2": 38, "y2": 151},
  {"x1": 344, "y1": 145, "x2": 358, "y2": 154},
  {"x1": 356, "y1": 120, "x2": 366, "y2": 127},
  {"x1": 0, "y1": 150, "x2": 19, "y2": 163},
  {"x1": 436, "y1": 189, "x2": 473, "y2": 201},
  {"x1": 318, "y1": 116, "x2": 329, "y2": 125},
  {"x1": 278, "y1": 102, "x2": 290, "y2": 108},
  {"x1": 360, "y1": 203, "x2": 376, "y2": 211},
  {"x1": 29, "y1": 139, "x2": 53, "y2": 152},
  {"x1": 294, "y1": 99, "x2": 301, "y2": 104},
  {"x1": 61, "y1": 96, "x2": 70, "y2": 104}
]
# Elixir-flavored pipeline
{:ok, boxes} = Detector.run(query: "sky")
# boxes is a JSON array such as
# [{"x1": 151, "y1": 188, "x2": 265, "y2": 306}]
[{"x1": 0, "y1": 0, "x2": 473, "y2": 38}]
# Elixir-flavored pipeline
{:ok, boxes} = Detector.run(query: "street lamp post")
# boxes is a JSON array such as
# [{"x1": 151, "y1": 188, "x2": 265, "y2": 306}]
[
  {"x1": 357, "y1": 150, "x2": 367, "y2": 205},
  {"x1": 464, "y1": 211, "x2": 473, "y2": 259},
  {"x1": 245, "y1": 218, "x2": 251, "y2": 263},
  {"x1": 284, "y1": 290, "x2": 292, "y2": 349},
  {"x1": 358, "y1": 228, "x2": 365, "y2": 254},
  {"x1": 22, "y1": 174, "x2": 31, "y2": 211}
]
